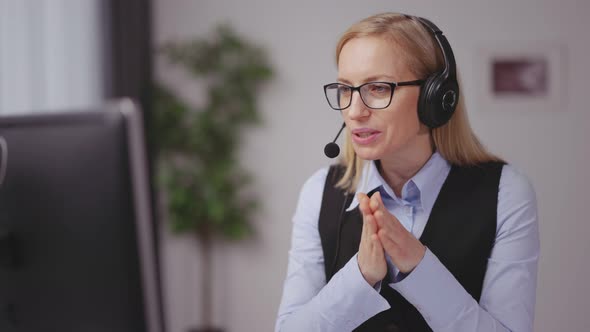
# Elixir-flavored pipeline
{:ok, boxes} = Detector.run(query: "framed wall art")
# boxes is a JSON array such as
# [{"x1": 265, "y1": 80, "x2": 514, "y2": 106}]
[{"x1": 475, "y1": 43, "x2": 566, "y2": 112}]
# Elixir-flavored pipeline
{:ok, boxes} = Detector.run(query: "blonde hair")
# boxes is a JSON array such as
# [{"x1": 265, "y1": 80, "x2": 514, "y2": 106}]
[{"x1": 334, "y1": 13, "x2": 503, "y2": 192}]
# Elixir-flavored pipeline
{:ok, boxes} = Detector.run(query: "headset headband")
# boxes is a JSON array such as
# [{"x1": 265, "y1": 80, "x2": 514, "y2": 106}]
[{"x1": 404, "y1": 15, "x2": 457, "y2": 81}]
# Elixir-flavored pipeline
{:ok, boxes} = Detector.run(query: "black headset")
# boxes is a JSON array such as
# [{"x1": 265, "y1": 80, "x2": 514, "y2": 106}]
[{"x1": 407, "y1": 15, "x2": 460, "y2": 128}]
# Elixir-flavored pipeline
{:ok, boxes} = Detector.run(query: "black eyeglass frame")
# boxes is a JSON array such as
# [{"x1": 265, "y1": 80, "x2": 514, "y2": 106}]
[{"x1": 323, "y1": 79, "x2": 424, "y2": 111}]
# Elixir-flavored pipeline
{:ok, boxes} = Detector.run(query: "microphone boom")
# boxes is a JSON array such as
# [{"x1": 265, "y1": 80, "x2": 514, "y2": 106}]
[{"x1": 324, "y1": 123, "x2": 345, "y2": 158}]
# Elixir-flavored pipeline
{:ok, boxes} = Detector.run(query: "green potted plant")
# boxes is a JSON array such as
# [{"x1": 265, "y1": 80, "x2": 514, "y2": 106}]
[{"x1": 151, "y1": 25, "x2": 274, "y2": 332}]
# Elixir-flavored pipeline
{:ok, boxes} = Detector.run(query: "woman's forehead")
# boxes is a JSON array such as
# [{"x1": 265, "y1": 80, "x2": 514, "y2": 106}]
[{"x1": 337, "y1": 36, "x2": 412, "y2": 83}]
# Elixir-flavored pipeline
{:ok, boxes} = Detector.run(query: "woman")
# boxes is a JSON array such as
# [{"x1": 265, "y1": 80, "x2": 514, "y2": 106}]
[{"x1": 276, "y1": 13, "x2": 539, "y2": 332}]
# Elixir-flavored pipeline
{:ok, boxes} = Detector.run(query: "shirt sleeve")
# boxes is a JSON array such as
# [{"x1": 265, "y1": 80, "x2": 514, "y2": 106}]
[
  {"x1": 388, "y1": 164, "x2": 540, "y2": 332},
  {"x1": 275, "y1": 167, "x2": 390, "y2": 332}
]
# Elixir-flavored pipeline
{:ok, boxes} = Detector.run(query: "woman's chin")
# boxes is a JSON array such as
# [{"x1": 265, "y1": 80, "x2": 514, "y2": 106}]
[{"x1": 353, "y1": 146, "x2": 382, "y2": 161}]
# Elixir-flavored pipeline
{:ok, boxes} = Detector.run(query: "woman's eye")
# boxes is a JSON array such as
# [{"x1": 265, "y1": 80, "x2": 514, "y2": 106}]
[
  {"x1": 369, "y1": 84, "x2": 388, "y2": 93},
  {"x1": 338, "y1": 87, "x2": 351, "y2": 95}
]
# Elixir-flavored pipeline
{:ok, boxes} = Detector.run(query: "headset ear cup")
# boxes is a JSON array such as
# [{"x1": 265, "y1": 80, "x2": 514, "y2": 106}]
[
  {"x1": 440, "y1": 80, "x2": 459, "y2": 118},
  {"x1": 417, "y1": 74, "x2": 441, "y2": 128},
  {"x1": 417, "y1": 73, "x2": 459, "y2": 129}
]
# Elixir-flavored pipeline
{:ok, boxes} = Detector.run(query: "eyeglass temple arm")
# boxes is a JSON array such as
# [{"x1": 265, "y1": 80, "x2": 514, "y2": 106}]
[{"x1": 397, "y1": 79, "x2": 425, "y2": 86}]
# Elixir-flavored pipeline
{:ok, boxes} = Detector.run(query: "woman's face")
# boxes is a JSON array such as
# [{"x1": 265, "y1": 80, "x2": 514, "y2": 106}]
[{"x1": 338, "y1": 36, "x2": 431, "y2": 161}]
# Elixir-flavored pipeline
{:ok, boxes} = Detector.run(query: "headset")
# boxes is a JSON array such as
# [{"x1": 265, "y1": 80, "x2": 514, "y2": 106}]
[{"x1": 407, "y1": 14, "x2": 460, "y2": 129}]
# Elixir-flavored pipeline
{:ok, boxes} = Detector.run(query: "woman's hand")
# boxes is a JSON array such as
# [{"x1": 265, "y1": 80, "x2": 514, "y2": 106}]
[
  {"x1": 369, "y1": 192, "x2": 426, "y2": 274},
  {"x1": 357, "y1": 193, "x2": 387, "y2": 286}
]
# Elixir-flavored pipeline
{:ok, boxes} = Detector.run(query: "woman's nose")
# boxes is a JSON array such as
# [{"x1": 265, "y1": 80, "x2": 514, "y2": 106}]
[{"x1": 346, "y1": 91, "x2": 370, "y2": 120}]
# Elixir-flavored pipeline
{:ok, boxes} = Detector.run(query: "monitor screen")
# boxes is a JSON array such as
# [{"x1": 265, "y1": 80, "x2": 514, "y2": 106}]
[{"x1": 0, "y1": 100, "x2": 164, "y2": 332}]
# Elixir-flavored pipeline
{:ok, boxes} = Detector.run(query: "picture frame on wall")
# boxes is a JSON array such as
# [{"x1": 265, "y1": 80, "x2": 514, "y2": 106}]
[{"x1": 475, "y1": 43, "x2": 566, "y2": 113}]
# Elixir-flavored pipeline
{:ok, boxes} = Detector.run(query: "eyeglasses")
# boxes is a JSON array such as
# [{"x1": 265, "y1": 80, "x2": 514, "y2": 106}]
[{"x1": 323, "y1": 80, "x2": 424, "y2": 111}]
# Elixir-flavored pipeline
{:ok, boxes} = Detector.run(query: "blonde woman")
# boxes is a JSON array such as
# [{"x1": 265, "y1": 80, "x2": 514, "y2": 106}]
[{"x1": 276, "y1": 13, "x2": 539, "y2": 332}]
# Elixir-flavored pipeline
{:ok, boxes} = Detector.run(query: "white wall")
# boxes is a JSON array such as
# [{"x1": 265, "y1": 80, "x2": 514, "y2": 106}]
[
  {"x1": 0, "y1": 0, "x2": 103, "y2": 114},
  {"x1": 154, "y1": 1, "x2": 590, "y2": 331}
]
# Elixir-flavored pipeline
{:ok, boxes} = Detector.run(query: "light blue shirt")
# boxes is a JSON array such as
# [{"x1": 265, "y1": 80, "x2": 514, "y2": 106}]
[{"x1": 276, "y1": 152, "x2": 539, "y2": 332}]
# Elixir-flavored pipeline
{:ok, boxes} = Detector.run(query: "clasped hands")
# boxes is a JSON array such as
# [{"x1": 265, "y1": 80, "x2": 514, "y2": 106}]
[{"x1": 357, "y1": 191, "x2": 426, "y2": 286}]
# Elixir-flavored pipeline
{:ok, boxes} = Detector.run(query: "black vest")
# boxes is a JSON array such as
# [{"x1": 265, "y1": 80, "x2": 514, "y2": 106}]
[{"x1": 319, "y1": 161, "x2": 504, "y2": 332}]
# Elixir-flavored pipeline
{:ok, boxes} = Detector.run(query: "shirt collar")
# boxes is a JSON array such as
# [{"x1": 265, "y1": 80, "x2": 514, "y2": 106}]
[{"x1": 345, "y1": 152, "x2": 451, "y2": 214}]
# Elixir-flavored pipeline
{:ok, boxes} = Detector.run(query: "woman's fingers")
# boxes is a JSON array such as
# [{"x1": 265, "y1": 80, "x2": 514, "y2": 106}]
[
  {"x1": 370, "y1": 197, "x2": 426, "y2": 274},
  {"x1": 365, "y1": 211, "x2": 377, "y2": 240},
  {"x1": 372, "y1": 209, "x2": 395, "y2": 253},
  {"x1": 369, "y1": 191, "x2": 384, "y2": 213},
  {"x1": 358, "y1": 193, "x2": 371, "y2": 216},
  {"x1": 357, "y1": 193, "x2": 387, "y2": 286},
  {"x1": 368, "y1": 217, "x2": 384, "y2": 259}
]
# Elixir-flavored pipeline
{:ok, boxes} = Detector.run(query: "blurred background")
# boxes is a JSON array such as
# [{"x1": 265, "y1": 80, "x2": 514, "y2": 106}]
[{"x1": 1, "y1": 0, "x2": 589, "y2": 331}]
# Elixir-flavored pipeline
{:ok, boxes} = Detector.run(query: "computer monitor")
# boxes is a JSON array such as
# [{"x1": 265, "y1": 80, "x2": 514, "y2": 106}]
[{"x1": 0, "y1": 99, "x2": 165, "y2": 332}]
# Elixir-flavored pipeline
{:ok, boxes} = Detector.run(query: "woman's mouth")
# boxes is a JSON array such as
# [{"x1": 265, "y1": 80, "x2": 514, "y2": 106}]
[{"x1": 352, "y1": 128, "x2": 382, "y2": 145}]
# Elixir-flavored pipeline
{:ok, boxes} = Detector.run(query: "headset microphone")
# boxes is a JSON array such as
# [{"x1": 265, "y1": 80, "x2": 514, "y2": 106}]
[{"x1": 324, "y1": 123, "x2": 346, "y2": 158}]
